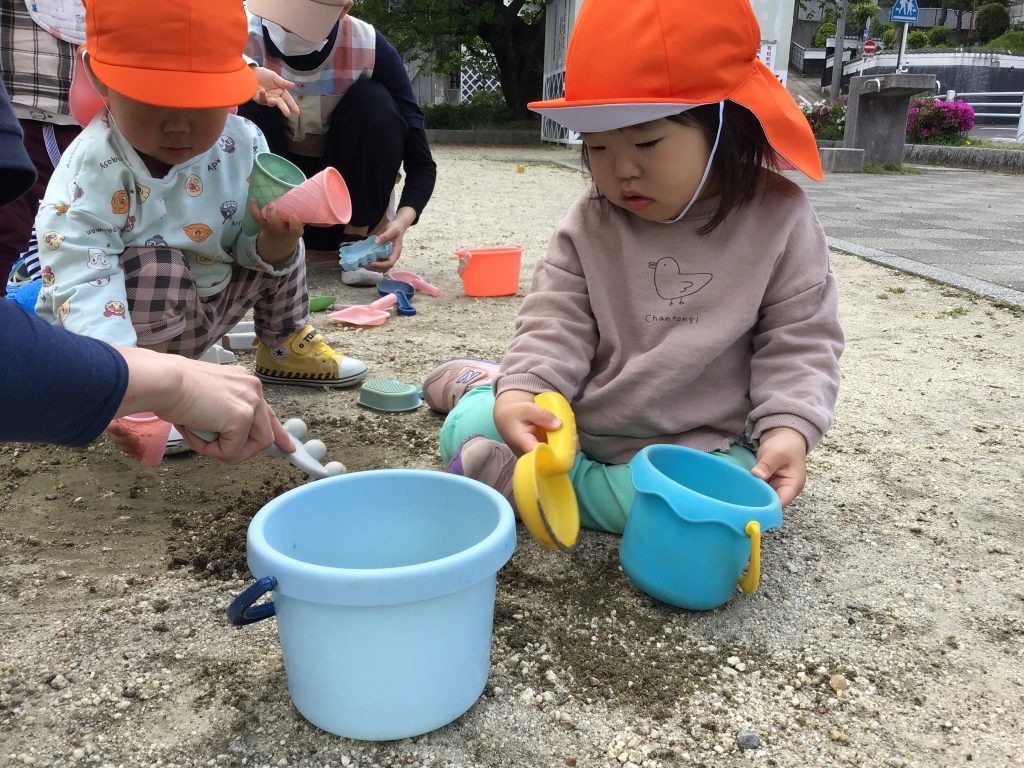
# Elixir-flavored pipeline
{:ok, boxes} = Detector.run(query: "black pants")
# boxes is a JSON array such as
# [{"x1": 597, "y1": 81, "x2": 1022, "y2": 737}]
[{"x1": 238, "y1": 78, "x2": 408, "y2": 251}]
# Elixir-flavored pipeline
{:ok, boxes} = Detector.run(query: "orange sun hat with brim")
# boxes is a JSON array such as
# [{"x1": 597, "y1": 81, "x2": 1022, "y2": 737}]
[
  {"x1": 81, "y1": 0, "x2": 256, "y2": 110},
  {"x1": 528, "y1": 0, "x2": 823, "y2": 182}
]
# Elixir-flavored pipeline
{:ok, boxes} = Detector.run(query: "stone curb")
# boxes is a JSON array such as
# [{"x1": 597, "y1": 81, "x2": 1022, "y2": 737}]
[
  {"x1": 817, "y1": 139, "x2": 1024, "y2": 173},
  {"x1": 827, "y1": 237, "x2": 1024, "y2": 308},
  {"x1": 903, "y1": 143, "x2": 1024, "y2": 173}
]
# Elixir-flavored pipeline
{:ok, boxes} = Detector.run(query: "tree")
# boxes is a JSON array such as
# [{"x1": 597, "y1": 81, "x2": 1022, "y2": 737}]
[
  {"x1": 358, "y1": 0, "x2": 548, "y2": 118},
  {"x1": 916, "y1": 0, "x2": 965, "y2": 33},
  {"x1": 975, "y1": 2, "x2": 1011, "y2": 41},
  {"x1": 846, "y1": 0, "x2": 879, "y2": 35},
  {"x1": 814, "y1": 21, "x2": 838, "y2": 47},
  {"x1": 947, "y1": 0, "x2": 973, "y2": 34}
]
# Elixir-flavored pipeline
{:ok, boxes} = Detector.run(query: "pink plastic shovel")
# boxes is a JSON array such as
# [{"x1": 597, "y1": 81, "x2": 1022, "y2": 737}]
[
  {"x1": 387, "y1": 270, "x2": 440, "y2": 297},
  {"x1": 273, "y1": 167, "x2": 352, "y2": 226},
  {"x1": 327, "y1": 293, "x2": 397, "y2": 327}
]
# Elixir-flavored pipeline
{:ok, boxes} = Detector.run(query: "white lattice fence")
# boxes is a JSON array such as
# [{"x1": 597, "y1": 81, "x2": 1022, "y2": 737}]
[
  {"x1": 460, "y1": 65, "x2": 502, "y2": 102},
  {"x1": 541, "y1": 69, "x2": 581, "y2": 144}
]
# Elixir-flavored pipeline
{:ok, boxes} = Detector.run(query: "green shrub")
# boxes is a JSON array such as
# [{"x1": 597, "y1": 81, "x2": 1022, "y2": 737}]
[
  {"x1": 882, "y1": 26, "x2": 898, "y2": 48},
  {"x1": 463, "y1": 88, "x2": 506, "y2": 109},
  {"x1": 984, "y1": 29, "x2": 1024, "y2": 51},
  {"x1": 975, "y1": 3, "x2": 1010, "y2": 42},
  {"x1": 907, "y1": 30, "x2": 929, "y2": 49},
  {"x1": 802, "y1": 97, "x2": 847, "y2": 140},
  {"x1": 927, "y1": 26, "x2": 956, "y2": 47},
  {"x1": 421, "y1": 90, "x2": 517, "y2": 130},
  {"x1": 814, "y1": 21, "x2": 837, "y2": 48},
  {"x1": 873, "y1": 22, "x2": 895, "y2": 47}
]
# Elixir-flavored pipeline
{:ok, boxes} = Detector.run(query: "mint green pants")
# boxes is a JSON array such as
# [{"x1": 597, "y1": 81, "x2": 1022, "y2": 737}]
[{"x1": 439, "y1": 386, "x2": 755, "y2": 535}]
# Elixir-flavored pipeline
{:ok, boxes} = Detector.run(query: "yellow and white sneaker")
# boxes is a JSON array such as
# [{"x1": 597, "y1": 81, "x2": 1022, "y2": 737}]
[{"x1": 255, "y1": 324, "x2": 367, "y2": 388}]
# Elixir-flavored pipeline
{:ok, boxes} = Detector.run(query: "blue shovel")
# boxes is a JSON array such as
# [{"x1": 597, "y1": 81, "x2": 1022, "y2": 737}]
[{"x1": 377, "y1": 278, "x2": 416, "y2": 316}]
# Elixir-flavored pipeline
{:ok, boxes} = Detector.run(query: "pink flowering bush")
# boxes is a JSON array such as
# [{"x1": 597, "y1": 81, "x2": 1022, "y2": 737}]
[
  {"x1": 802, "y1": 97, "x2": 847, "y2": 140},
  {"x1": 906, "y1": 98, "x2": 975, "y2": 144}
]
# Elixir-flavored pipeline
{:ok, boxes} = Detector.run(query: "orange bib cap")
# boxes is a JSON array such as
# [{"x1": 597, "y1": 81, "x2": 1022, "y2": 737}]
[
  {"x1": 82, "y1": 0, "x2": 257, "y2": 110},
  {"x1": 528, "y1": 0, "x2": 823, "y2": 182}
]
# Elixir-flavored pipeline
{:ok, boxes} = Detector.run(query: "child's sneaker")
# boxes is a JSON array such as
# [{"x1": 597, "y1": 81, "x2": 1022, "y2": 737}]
[
  {"x1": 423, "y1": 358, "x2": 500, "y2": 413},
  {"x1": 6, "y1": 254, "x2": 39, "y2": 289},
  {"x1": 255, "y1": 324, "x2": 367, "y2": 388},
  {"x1": 164, "y1": 424, "x2": 193, "y2": 456},
  {"x1": 447, "y1": 435, "x2": 515, "y2": 505}
]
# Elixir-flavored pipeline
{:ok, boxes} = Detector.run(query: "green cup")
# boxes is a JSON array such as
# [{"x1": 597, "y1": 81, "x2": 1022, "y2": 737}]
[{"x1": 240, "y1": 152, "x2": 307, "y2": 236}]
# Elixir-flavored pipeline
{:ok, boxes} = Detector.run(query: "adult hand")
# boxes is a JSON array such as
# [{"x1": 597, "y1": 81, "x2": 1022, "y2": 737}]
[
  {"x1": 252, "y1": 67, "x2": 299, "y2": 117},
  {"x1": 493, "y1": 389, "x2": 563, "y2": 456},
  {"x1": 364, "y1": 206, "x2": 417, "y2": 271},
  {"x1": 751, "y1": 426, "x2": 808, "y2": 508},
  {"x1": 112, "y1": 347, "x2": 293, "y2": 464}
]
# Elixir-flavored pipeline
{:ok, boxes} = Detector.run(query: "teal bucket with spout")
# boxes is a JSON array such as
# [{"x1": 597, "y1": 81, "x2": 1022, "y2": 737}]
[
  {"x1": 620, "y1": 445, "x2": 782, "y2": 610},
  {"x1": 227, "y1": 469, "x2": 515, "y2": 740}
]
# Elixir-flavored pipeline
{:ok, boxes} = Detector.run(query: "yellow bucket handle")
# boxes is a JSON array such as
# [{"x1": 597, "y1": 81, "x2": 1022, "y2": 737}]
[{"x1": 737, "y1": 520, "x2": 762, "y2": 594}]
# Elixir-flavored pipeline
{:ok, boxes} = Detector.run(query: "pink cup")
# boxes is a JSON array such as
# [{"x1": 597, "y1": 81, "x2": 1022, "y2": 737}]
[{"x1": 116, "y1": 412, "x2": 172, "y2": 467}]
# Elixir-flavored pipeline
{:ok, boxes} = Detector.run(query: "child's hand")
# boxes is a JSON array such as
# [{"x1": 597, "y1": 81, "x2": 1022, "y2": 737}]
[
  {"x1": 751, "y1": 427, "x2": 808, "y2": 508},
  {"x1": 252, "y1": 67, "x2": 299, "y2": 117},
  {"x1": 250, "y1": 199, "x2": 303, "y2": 266},
  {"x1": 493, "y1": 389, "x2": 563, "y2": 456}
]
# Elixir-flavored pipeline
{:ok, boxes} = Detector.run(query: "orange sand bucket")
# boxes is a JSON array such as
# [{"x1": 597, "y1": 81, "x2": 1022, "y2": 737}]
[{"x1": 455, "y1": 247, "x2": 522, "y2": 297}]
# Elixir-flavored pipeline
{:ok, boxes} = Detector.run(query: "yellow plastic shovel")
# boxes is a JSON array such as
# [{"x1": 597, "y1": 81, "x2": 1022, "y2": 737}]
[{"x1": 513, "y1": 391, "x2": 580, "y2": 551}]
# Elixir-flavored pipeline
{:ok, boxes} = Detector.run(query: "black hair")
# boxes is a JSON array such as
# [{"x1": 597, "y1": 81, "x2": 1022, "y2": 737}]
[{"x1": 580, "y1": 100, "x2": 779, "y2": 235}]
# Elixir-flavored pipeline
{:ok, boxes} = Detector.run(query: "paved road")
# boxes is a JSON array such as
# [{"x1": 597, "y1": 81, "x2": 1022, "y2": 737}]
[
  {"x1": 786, "y1": 167, "x2": 1024, "y2": 304},
  {"x1": 970, "y1": 123, "x2": 1023, "y2": 143},
  {"x1": 787, "y1": 72, "x2": 827, "y2": 105}
]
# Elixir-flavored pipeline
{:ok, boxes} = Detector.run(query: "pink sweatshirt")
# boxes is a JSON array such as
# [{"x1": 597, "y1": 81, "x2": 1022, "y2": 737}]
[{"x1": 494, "y1": 171, "x2": 844, "y2": 465}]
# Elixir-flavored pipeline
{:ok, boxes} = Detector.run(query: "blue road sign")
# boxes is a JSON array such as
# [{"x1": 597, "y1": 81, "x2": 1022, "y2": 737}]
[{"x1": 891, "y1": 0, "x2": 919, "y2": 24}]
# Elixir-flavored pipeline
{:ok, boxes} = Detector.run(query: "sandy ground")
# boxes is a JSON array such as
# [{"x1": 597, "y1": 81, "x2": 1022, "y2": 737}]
[{"x1": 2, "y1": 145, "x2": 1023, "y2": 768}]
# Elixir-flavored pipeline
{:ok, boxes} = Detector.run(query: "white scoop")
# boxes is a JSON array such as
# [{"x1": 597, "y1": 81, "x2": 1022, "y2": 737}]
[{"x1": 191, "y1": 418, "x2": 345, "y2": 480}]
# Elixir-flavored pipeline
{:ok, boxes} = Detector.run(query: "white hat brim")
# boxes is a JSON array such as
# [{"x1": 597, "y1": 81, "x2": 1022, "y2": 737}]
[{"x1": 528, "y1": 102, "x2": 706, "y2": 133}]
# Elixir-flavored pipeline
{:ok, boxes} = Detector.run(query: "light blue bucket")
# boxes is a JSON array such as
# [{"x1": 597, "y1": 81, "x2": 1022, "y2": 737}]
[
  {"x1": 227, "y1": 470, "x2": 515, "y2": 740},
  {"x1": 620, "y1": 445, "x2": 782, "y2": 611}
]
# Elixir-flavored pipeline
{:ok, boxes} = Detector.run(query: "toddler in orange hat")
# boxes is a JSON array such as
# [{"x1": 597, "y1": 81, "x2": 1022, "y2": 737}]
[
  {"x1": 32, "y1": 0, "x2": 368, "y2": 460},
  {"x1": 428, "y1": 0, "x2": 844, "y2": 533}
]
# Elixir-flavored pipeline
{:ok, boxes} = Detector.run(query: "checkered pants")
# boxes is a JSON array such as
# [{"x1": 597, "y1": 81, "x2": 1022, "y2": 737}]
[{"x1": 120, "y1": 247, "x2": 309, "y2": 359}]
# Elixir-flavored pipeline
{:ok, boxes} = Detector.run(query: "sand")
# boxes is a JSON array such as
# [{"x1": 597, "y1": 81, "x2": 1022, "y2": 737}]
[{"x1": 1, "y1": 145, "x2": 1022, "y2": 768}]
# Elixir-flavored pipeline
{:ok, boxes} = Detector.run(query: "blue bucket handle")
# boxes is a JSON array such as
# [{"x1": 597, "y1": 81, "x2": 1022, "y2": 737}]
[{"x1": 227, "y1": 575, "x2": 278, "y2": 626}]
